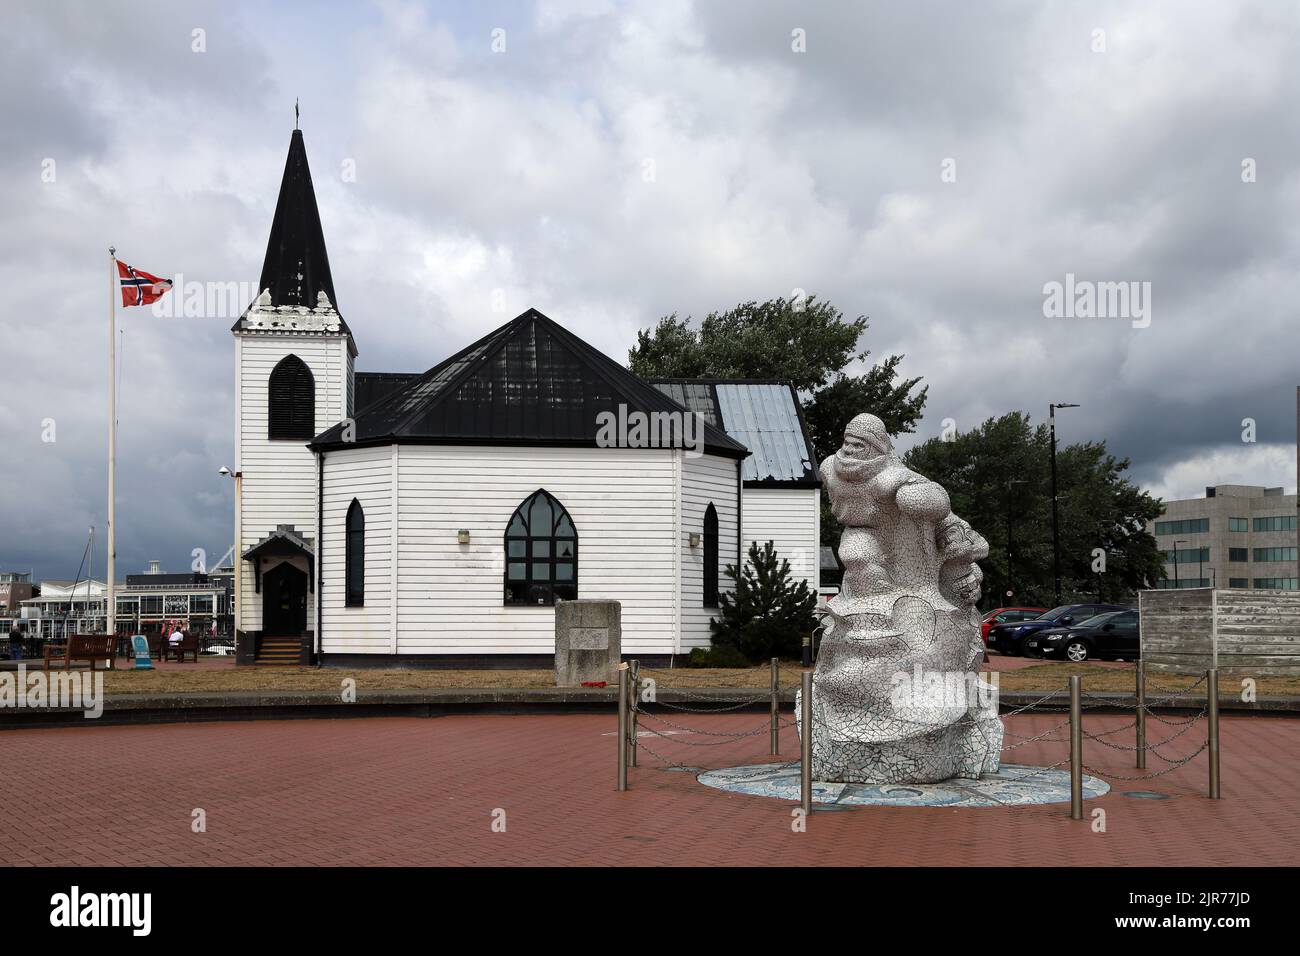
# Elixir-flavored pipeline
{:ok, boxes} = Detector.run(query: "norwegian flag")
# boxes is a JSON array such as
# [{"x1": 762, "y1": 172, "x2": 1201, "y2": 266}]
[{"x1": 116, "y1": 260, "x2": 173, "y2": 307}]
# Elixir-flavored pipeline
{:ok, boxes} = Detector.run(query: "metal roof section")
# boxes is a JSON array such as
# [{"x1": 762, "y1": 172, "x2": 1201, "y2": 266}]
[
  {"x1": 354, "y1": 372, "x2": 418, "y2": 415},
  {"x1": 645, "y1": 380, "x2": 721, "y2": 428},
  {"x1": 312, "y1": 310, "x2": 749, "y2": 458},
  {"x1": 648, "y1": 379, "x2": 819, "y2": 486},
  {"x1": 716, "y1": 382, "x2": 818, "y2": 484}
]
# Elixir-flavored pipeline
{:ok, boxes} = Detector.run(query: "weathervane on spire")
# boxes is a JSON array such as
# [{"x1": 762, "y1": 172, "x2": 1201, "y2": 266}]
[{"x1": 294, "y1": 98, "x2": 299, "y2": 130}]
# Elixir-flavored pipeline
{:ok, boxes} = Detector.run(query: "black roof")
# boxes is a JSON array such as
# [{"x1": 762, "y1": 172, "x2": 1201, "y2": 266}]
[
  {"x1": 648, "y1": 379, "x2": 819, "y2": 486},
  {"x1": 355, "y1": 372, "x2": 417, "y2": 414},
  {"x1": 233, "y1": 129, "x2": 353, "y2": 344},
  {"x1": 312, "y1": 309, "x2": 749, "y2": 458}
]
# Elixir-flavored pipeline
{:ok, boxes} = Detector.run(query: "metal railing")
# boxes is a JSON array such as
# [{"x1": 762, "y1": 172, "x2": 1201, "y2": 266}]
[{"x1": 615, "y1": 657, "x2": 1226, "y2": 823}]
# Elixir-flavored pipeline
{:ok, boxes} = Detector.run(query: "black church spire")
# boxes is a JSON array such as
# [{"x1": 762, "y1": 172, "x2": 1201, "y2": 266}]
[{"x1": 258, "y1": 128, "x2": 337, "y2": 312}]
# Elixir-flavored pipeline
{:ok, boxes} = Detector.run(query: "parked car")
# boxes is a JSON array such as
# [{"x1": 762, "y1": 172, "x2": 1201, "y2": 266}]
[
  {"x1": 980, "y1": 607, "x2": 1048, "y2": 643},
  {"x1": 1024, "y1": 609, "x2": 1139, "y2": 662},
  {"x1": 987, "y1": 603, "x2": 1131, "y2": 656}
]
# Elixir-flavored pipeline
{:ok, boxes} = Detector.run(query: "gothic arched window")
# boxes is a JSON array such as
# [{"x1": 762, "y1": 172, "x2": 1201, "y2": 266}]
[
  {"x1": 504, "y1": 489, "x2": 577, "y2": 605},
  {"x1": 703, "y1": 502, "x2": 719, "y2": 608},
  {"x1": 345, "y1": 498, "x2": 365, "y2": 607},
  {"x1": 268, "y1": 354, "x2": 316, "y2": 440}
]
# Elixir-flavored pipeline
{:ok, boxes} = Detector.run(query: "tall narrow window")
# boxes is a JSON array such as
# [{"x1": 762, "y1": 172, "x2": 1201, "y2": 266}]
[
  {"x1": 504, "y1": 489, "x2": 577, "y2": 605},
  {"x1": 268, "y1": 354, "x2": 315, "y2": 440},
  {"x1": 703, "y1": 502, "x2": 719, "y2": 608},
  {"x1": 345, "y1": 498, "x2": 365, "y2": 607}
]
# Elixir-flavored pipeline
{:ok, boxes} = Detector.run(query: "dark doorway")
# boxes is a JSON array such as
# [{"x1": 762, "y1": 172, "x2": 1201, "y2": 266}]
[{"x1": 263, "y1": 562, "x2": 307, "y2": 636}]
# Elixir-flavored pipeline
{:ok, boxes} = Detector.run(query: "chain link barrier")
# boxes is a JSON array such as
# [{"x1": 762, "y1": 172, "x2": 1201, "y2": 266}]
[{"x1": 618, "y1": 662, "x2": 1223, "y2": 804}]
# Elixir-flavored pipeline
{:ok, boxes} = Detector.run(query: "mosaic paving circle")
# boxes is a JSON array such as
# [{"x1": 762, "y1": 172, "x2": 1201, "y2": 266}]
[{"x1": 696, "y1": 763, "x2": 1109, "y2": 807}]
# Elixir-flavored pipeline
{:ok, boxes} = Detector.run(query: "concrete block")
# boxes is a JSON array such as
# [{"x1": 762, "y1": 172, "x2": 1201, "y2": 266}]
[{"x1": 555, "y1": 600, "x2": 621, "y2": 685}]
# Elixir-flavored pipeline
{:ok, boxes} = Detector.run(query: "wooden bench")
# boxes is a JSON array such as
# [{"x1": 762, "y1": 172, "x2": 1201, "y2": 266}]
[
  {"x1": 43, "y1": 634, "x2": 117, "y2": 671},
  {"x1": 162, "y1": 631, "x2": 200, "y2": 663}
]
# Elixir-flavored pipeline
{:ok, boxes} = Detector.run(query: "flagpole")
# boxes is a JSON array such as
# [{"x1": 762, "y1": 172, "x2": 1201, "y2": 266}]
[{"x1": 108, "y1": 246, "x2": 117, "y2": 642}]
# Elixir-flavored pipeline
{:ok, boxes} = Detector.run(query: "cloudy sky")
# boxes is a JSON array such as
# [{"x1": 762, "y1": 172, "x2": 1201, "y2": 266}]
[{"x1": 3, "y1": 0, "x2": 1298, "y2": 581}]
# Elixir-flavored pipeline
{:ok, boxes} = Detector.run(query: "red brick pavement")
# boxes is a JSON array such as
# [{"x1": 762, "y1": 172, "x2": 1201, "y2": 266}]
[{"x1": 0, "y1": 710, "x2": 1295, "y2": 866}]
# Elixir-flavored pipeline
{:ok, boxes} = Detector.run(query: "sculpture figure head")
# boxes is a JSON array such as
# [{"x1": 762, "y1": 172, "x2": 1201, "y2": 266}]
[
  {"x1": 832, "y1": 413, "x2": 894, "y2": 482},
  {"x1": 843, "y1": 413, "x2": 892, "y2": 457}
]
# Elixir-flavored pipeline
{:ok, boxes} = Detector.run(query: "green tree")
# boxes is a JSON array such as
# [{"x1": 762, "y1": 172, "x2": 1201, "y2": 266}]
[
  {"x1": 628, "y1": 295, "x2": 928, "y2": 448},
  {"x1": 710, "y1": 540, "x2": 819, "y2": 662},
  {"x1": 629, "y1": 295, "x2": 927, "y2": 557},
  {"x1": 901, "y1": 412, "x2": 1165, "y2": 609}
]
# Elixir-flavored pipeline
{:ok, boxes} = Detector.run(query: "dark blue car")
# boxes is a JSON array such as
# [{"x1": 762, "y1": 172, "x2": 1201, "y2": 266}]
[{"x1": 987, "y1": 603, "x2": 1131, "y2": 656}]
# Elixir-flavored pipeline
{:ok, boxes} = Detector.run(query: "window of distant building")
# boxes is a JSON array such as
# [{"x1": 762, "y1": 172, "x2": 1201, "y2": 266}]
[
  {"x1": 1228, "y1": 578, "x2": 1249, "y2": 588},
  {"x1": 1228, "y1": 548, "x2": 1248, "y2": 563},
  {"x1": 1252, "y1": 547, "x2": 1297, "y2": 563},
  {"x1": 1253, "y1": 578, "x2": 1298, "y2": 590},
  {"x1": 1253, "y1": 515, "x2": 1297, "y2": 533},
  {"x1": 1155, "y1": 518, "x2": 1209, "y2": 535},
  {"x1": 1163, "y1": 547, "x2": 1209, "y2": 564},
  {"x1": 1228, "y1": 517, "x2": 1248, "y2": 532}
]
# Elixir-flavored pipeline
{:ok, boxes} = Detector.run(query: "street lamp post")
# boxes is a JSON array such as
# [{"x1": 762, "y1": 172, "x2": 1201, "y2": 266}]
[
  {"x1": 1006, "y1": 478, "x2": 1027, "y2": 602},
  {"x1": 1049, "y1": 403, "x2": 1080, "y2": 607}
]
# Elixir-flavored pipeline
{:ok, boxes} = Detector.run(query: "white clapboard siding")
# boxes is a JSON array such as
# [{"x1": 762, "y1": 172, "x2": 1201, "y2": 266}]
[
  {"x1": 392, "y1": 445, "x2": 679, "y2": 656},
  {"x1": 319, "y1": 446, "x2": 393, "y2": 652},
  {"x1": 680, "y1": 453, "x2": 741, "y2": 651},
  {"x1": 234, "y1": 332, "x2": 348, "y2": 632},
  {"x1": 743, "y1": 487, "x2": 821, "y2": 589}
]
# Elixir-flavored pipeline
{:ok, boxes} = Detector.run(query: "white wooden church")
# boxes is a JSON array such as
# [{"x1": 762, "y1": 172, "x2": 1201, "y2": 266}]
[{"x1": 233, "y1": 130, "x2": 820, "y2": 665}]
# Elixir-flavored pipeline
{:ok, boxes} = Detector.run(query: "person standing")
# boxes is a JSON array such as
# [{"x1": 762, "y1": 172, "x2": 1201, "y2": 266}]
[{"x1": 8, "y1": 622, "x2": 25, "y2": 661}]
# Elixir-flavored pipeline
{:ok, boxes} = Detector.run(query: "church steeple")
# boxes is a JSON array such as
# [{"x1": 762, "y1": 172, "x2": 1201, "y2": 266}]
[{"x1": 259, "y1": 128, "x2": 337, "y2": 312}]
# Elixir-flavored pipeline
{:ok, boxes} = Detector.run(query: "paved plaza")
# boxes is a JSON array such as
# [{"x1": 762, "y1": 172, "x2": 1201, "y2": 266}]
[{"x1": 1, "y1": 712, "x2": 1296, "y2": 866}]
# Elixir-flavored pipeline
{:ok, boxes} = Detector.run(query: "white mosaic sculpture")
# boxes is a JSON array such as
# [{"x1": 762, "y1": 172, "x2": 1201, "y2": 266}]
[{"x1": 798, "y1": 413, "x2": 1003, "y2": 784}]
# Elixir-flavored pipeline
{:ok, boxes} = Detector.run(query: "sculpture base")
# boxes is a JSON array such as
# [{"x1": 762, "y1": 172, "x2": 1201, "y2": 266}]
[
  {"x1": 811, "y1": 718, "x2": 1000, "y2": 784},
  {"x1": 697, "y1": 763, "x2": 1109, "y2": 808}
]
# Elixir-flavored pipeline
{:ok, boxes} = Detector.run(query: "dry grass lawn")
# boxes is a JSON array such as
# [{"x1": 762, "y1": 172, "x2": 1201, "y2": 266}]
[{"x1": 91, "y1": 659, "x2": 1300, "y2": 699}]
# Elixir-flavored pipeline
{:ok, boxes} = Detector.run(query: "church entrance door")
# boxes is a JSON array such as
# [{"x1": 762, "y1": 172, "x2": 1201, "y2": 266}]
[{"x1": 263, "y1": 562, "x2": 307, "y2": 636}]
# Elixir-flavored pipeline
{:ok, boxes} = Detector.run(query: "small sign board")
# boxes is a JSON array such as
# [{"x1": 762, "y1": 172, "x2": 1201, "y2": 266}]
[{"x1": 131, "y1": 634, "x2": 153, "y2": 670}]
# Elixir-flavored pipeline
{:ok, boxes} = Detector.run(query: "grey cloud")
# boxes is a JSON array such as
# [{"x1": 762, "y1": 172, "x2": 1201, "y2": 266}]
[{"x1": 3, "y1": 0, "x2": 1299, "y2": 581}]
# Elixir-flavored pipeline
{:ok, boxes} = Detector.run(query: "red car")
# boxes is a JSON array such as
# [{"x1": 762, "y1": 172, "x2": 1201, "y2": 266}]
[{"x1": 980, "y1": 607, "x2": 1047, "y2": 643}]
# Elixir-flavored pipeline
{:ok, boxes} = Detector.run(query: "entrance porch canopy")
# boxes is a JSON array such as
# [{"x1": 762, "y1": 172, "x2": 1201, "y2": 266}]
[{"x1": 242, "y1": 524, "x2": 314, "y2": 593}]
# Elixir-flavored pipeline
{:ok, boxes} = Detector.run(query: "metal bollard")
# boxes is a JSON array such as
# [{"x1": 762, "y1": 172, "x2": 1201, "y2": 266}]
[
  {"x1": 800, "y1": 670, "x2": 813, "y2": 816},
  {"x1": 618, "y1": 665, "x2": 629, "y2": 790},
  {"x1": 1069, "y1": 675, "x2": 1082, "y2": 820},
  {"x1": 629, "y1": 659, "x2": 640, "y2": 768},
  {"x1": 801, "y1": 634, "x2": 812, "y2": 667},
  {"x1": 1136, "y1": 660, "x2": 1146, "y2": 770},
  {"x1": 1207, "y1": 668, "x2": 1220, "y2": 799},
  {"x1": 770, "y1": 657, "x2": 780, "y2": 756}
]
